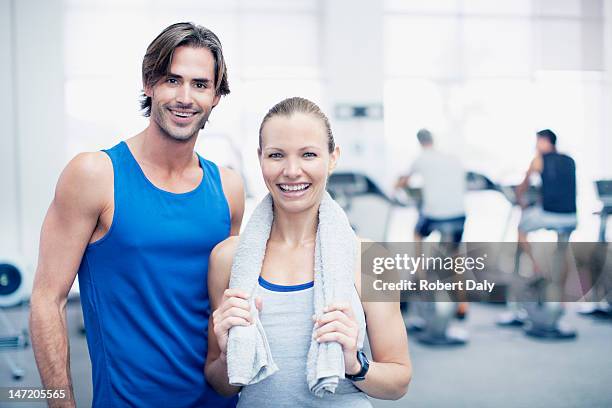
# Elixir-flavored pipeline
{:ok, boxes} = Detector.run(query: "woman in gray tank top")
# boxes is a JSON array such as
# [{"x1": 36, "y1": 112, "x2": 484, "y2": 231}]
[{"x1": 205, "y1": 98, "x2": 412, "y2": 406}]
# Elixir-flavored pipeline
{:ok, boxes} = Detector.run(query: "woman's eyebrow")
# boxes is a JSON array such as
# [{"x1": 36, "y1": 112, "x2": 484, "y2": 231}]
[{"x1": 263, "y1": 145, "x2": 322, "y2": 151}]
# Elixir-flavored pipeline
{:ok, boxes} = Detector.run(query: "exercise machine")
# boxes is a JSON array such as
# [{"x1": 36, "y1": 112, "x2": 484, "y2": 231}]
[
  {"x1": 578, "y1": 180, "x2": 612, "y2": 318},
  {"x1": 400, "y1": 172, "x2": 501, "y2": 346},
  {"x1": 0, "y1": 256, "x2": 30, "y2": 380},
  {"x1": 327, "y1": 172, "x2": 467, "y2": 345},
  {"x1": 493, "y1": 183, "x2": 578, "y2": 339},
  {"x1": 327, "y1": 172, "x2": 399, "y2": 241}
]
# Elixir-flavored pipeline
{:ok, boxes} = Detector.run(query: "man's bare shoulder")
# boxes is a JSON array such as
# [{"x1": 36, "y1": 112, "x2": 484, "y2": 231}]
[
  {"x1": 218, "y1": 166, "x2": 241, "y2": 181},
  {"x1": 209, "y1": 236, "x2": 240, "y2": 292},
  {"x1": 62, "y1": 151, "x2": 112, "y2": 184},
  {"x1": 531, "y1": 154, "x2": 544, "y2": 173},
  {"x1": 218, "y1": 166, "x2": 244, "y2": 195},
  {"x1": 55, "y1": 151, "x2": 113, "y2": 213},
  {"x1": 211, "y1": 236, "x2": 240, "y2": 268},
  {"x1": 217, "y1": 166, "x2": 246, "y2": 233}
]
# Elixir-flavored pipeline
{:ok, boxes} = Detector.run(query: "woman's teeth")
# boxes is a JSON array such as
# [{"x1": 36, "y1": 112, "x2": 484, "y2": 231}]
[{"x1": 279, "y1": 183, "x2": 310, "y2": 192}]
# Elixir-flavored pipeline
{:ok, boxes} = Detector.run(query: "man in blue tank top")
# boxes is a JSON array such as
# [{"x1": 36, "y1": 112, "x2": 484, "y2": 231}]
[
  {"x1": 515, "y1": 129, "x2": 577, "y2": 276},
  {"x1": 30, "y1": 23, "x2": 244, "y2": 407}
]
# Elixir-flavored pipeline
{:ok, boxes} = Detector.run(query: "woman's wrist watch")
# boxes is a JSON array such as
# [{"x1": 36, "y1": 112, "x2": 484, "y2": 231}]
[{"x1": 345, "y1": 350, "x2": 370, "y2": 381}]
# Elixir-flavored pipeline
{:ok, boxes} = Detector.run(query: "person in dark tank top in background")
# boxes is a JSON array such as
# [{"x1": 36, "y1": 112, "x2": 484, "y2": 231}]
[
  {"x1": 29, "y1": 23, "x2": 244, "y2": 407},
  {"x1": 515, "y1": 129, "x2": 577, "y2": 278}
]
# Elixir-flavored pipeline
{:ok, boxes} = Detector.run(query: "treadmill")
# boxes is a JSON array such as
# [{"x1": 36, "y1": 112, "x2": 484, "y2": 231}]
[{"x1": 327, "y1": 172, "x2": 399, "y2": 242}]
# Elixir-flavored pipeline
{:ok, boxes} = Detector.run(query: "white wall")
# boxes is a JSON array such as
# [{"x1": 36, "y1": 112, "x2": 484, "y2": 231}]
[
  {"x1": 0, "y1": 0, "x2": 19, "y2": 256},
  {"x1": 61, "y1": 0, "x2": 323, "y2": 199},
  {"x1": 2, "y1": 0, "x2": 65, "y2": 265},
  {"x1": 2, "y1": 0, "x2": 611, "y2": 258},
  {"x1": 322, "y1": 0, "x2": 387, "y2": 186},
  {"x1": 605, "y1": 0, "x2": 612, "y2": 176}
]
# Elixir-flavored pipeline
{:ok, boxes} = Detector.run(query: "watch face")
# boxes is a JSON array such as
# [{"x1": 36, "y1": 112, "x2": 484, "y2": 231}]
[
  {"x1": 348, "y1": 350, "x2": 369, "y2": 381},
  {"x1": 360, "y1": 350, "x2": 370, "y2": 368}
]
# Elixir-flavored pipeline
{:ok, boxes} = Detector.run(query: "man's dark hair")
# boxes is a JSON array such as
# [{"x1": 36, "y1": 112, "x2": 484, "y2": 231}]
[
  {"x1": 416, "y1": 128, "x2": 433, "y2": 145},
  {"x1": 140, "y1": 22, "x2": 230, "y2": 117},
  {"x1": 536, "y1": 129, "x2": 557, "y2": 146}
]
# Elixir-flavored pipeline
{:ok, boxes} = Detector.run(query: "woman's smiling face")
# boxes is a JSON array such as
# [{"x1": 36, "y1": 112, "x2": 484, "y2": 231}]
[{"x1": 259, "y1": 112, "x2": 339, "y2": 214}]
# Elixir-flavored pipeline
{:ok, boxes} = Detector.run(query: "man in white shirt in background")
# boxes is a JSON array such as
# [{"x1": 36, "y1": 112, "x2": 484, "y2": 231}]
[{"x1": 395, "y1": 128, "x2": 468, "y2": 317}]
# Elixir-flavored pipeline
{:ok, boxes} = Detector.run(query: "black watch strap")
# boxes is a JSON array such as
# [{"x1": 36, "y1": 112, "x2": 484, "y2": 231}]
[{"x1": 345, "y1": 350, "x2": 369, "y2": 381}]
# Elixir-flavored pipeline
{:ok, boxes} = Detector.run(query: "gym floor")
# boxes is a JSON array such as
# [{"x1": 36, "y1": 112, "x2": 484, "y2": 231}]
[{"x1": 1, "y1": 300, "x2": 611, "y2": 408}]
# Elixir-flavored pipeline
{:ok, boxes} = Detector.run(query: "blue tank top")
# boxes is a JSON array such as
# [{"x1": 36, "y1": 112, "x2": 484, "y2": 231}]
[{"x1": 77, "y1": 141, "x2": 237, "y2": 407}]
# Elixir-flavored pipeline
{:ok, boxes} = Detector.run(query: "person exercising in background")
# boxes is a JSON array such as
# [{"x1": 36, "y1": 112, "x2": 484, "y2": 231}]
[
  {"x1": 395, "y1": 129, "x2": 468, "y2": 317},
  {"x1": 29, "y1": 23, "x2": 244, "y2": 407},
  {"x1": 516, "y1": 129, "x2": 577, "y2": 279}
]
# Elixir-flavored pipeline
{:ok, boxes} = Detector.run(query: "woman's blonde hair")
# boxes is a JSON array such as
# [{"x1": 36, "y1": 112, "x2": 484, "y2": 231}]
[{"x1": 259, "y1": 97, "x2": 335, "y2": 153}]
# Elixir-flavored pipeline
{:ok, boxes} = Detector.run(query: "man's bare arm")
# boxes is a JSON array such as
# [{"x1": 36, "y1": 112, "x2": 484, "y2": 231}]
[
  {"x1": 394, "y1": 175, "x2": 411, "y2": 190},
  {"x1": 29, "y1": 152, "x2": 111, "y2": 407},
  {"x1": 219, "y1": 167, "x2": 245, "y2": 235},
  {"x1": 516, "y1": 155, "x2": 542, "y2": 206}
]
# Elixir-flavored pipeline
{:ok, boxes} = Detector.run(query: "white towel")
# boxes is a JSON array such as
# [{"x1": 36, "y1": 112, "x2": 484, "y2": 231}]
[{"x1": 226, "y1": 191, "x2": 357, "y2": 396}]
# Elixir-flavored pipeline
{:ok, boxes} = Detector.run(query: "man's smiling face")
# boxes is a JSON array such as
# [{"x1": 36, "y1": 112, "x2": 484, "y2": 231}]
[{"x1": 146, "y1": 46, "x2": 220, "y2": 142}]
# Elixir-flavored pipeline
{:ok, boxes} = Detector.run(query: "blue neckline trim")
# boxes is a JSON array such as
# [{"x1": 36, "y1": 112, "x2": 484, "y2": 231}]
[
  {"x1": 119, "y1": 141, "x2": 205, "y2": 197},
  {"x1": 258, "y1": 276, "x2": 314, "y2": 292}
]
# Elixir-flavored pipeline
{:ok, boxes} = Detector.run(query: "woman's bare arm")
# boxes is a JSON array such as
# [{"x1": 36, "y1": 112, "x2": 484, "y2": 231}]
[
  {"x1": 352, "y1": 239, "x2": 412, "y2": 400},
  {"x1": 205, "y1": 236, "x2": 246, "y2": 396}
]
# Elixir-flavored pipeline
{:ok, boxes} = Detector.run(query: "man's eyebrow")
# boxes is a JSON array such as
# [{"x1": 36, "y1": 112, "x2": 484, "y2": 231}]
[{"x1": 166, "y1": 73, "x2": 211, "y2": 83}]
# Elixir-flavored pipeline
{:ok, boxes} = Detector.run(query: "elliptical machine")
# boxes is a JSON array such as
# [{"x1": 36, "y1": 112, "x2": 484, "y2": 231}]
[
  {"x1": 327, "y1": 172, "x2": 466, "y2": 345},
  {"x1": 520, "y1": 225, "x2": 577, "y2": 339},
  {"x1": 578, "y1": 180, "x2": 612, "y2": 319},
  {"x1": 405, "y1": 172, "x2": 504, "y2": 346},
  {"x1": 408, "y1": 225, "x2": 469, "y2": 346},
  {"x1": 396, "y1": 173, "x2": 500, "y2": 346},
  {"x1": 494, "y1": 184, "x2": 578, "y2": 339}
]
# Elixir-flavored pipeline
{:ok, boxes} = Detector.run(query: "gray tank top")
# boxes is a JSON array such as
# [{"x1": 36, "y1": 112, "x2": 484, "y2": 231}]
[{"x1": 237, "y1": 277, "x2": 372, "y2": 407}]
